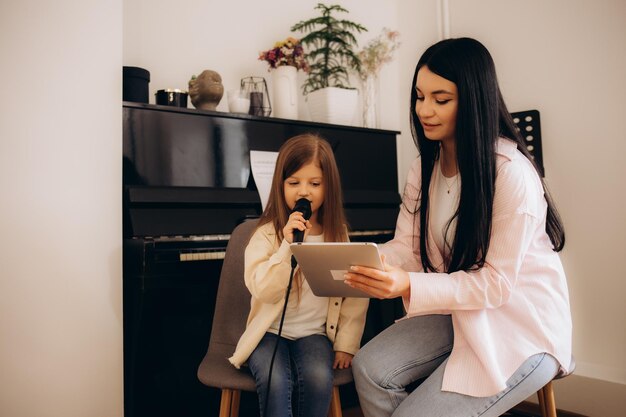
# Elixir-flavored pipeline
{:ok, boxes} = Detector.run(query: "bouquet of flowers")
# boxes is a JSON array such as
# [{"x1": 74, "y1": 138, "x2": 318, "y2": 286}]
[
  {"x1": 357, "y1": 28, "x2": 400, "y2": 79},
  {"x1": 259, "y1": 37, "x2": 309, "y2": 71}
]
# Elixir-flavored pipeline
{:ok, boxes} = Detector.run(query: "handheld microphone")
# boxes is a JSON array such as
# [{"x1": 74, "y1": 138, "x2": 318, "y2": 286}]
[{"x1": 291, "y1": 198, "x2": 312, "y2": 243}]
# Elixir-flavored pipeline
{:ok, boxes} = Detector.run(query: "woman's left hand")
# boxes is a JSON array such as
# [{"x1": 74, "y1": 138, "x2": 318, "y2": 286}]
[{"x1": 344, "y1": 256, "x2": 411, "y2": 299}]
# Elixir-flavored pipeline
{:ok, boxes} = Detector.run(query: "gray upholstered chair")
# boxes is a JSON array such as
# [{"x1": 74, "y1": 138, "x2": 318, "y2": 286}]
[{"x1": 197, "y1": 219, "x2": 352, "y2": 417}]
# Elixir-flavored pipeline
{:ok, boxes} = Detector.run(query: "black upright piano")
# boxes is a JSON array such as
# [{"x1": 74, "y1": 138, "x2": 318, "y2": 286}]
[{"x1": 123, "y1": 102, "x2": 404, "y2": 417}]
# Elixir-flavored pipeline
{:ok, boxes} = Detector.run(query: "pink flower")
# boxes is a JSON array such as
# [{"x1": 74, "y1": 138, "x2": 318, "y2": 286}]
[
  {"x1": 357, "y1": 27, "x2": 401, "y2": 79},
  {"x1": 259, "y1": 37, "x2": 308, "y2": 71}
]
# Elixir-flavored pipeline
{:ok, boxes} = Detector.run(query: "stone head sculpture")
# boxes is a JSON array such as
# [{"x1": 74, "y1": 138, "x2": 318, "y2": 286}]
[{"x1": 188, "y1": 70, "x2": 224, "y2": 111}]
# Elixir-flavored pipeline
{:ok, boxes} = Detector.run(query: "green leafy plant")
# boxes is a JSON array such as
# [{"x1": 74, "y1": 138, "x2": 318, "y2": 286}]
[{"x1": 291, "y1": 3, "x2": 367, "y2": 94}]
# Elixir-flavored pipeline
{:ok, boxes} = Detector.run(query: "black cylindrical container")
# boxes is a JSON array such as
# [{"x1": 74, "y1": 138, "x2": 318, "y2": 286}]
[
  {"x1": 123, "y1": 66, "x2": 150, "y2": 103},
  {"x1": 248, "y1": 91, "x2": 265, "y2": 116},
  {"x1": 155, "y1": 89, "x2": 188, "y2": 107}
]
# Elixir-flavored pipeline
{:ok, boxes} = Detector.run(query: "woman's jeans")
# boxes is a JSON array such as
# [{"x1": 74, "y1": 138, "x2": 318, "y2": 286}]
[
  {"x1": 352, "y1": 315, "x2": 559, "y2": 417},
  {"x1": 248, "y1": 332, "x2": 334, "y2": 417}
]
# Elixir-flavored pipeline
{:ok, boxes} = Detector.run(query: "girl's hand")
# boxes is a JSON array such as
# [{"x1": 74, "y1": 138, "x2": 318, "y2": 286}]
[
  {"x1": 282, "y1": 211, "x2": 311, "y2": 243},
  {"x1": 344, "y1": 255, "x2": 411, "y2": 299},
  {"x1": 333, "y1": 351, "x2": 354, "y2": 369}
]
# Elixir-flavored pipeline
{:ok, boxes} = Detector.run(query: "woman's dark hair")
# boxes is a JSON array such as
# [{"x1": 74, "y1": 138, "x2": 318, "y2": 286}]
[{"x1": 409, "y1": 37, "x2": 565, "y2": 273}]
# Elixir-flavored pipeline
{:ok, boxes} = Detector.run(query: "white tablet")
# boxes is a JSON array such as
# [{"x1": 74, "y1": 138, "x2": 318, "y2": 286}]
[{"x1": 290, "y1": 242, "x2": 383, "y2": 298}]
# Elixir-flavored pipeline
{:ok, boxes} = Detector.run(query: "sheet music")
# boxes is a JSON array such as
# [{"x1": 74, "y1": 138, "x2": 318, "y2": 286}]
[{"x1": 250, "y1": 150, "x2": 279, "y2": 211}]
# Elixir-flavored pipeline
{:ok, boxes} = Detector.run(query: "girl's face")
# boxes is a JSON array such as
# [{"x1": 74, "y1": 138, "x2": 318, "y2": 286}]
[
  {"x1": 283, "y1": 161, "x2": 325, "y2": 220},
  {"x1": 414, "y1": 66, "x2": 458, "y2": 146}
]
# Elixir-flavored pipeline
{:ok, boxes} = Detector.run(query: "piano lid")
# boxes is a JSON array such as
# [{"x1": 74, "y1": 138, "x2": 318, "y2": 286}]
[{"x1": 123, "y1": 102, "x2": 399, "y2": 193}]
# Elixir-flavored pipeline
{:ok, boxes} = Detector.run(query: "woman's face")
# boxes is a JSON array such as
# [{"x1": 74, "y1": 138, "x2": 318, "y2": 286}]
[{"x1": 414, "y1": 66, "x2": 458, "y2": 146}]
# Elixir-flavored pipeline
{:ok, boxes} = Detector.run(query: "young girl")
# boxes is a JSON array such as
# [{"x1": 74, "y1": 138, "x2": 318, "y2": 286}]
[
  {"x1": 345, "y1": 38, "x2": 573, "y2": 417},
  {"x1": 228, "y1": 134, "x2": 369, "y2": 417}
]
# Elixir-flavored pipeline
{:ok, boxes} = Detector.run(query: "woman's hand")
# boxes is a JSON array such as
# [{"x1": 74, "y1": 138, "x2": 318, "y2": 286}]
[
  {"x1": 333, "y1": 351, "x2": 354, "y2": 369},
  {"x1": 282, "y1": 211, "x2": 311, "y2": 243},
  {"x1": 344, "y1": 256, "x2": 411, "y2": 299}
]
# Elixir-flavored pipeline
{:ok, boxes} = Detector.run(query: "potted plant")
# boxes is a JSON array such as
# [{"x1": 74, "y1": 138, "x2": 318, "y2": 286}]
[{"x1": 291, "y1": 3, "x2": 367, "y2": 125}]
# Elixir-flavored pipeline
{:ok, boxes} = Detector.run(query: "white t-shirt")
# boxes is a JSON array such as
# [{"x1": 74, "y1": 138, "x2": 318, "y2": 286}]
[
  {"x1": 430, "y1": 159, "x2": 461, "y2": 261},
  {"x1": 268, "y1": 233, "x2": 329, "y2": 340}
]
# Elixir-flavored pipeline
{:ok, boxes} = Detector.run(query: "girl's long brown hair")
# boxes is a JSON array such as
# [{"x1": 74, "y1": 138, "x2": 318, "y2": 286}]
[{"x1": 257, "y1": 133, "x2": 348, "y2": 244}]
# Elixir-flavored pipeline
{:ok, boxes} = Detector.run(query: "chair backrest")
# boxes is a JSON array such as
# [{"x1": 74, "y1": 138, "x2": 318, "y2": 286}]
[{"x1": 208, "y1": 219, "x2": 258, "y2": 353}]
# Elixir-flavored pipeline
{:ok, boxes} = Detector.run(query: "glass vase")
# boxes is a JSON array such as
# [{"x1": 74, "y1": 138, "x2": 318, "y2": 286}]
[{"x1": 361, "y1": 73, "x2": 380, "y2": 128}]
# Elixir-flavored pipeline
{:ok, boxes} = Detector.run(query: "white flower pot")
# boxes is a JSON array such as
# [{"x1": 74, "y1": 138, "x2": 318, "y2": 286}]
[
  {"x1": 272, "y1": 66, "x2": 299, "y2": 119},
  {"x1": 306, "y1": 87, "x2": 358, "y2": 126}
]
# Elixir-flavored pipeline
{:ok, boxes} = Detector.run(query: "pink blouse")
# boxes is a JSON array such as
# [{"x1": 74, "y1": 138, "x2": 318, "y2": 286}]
[{"x1": 380, "y1": 138, "x2": 572, "y2": 397}]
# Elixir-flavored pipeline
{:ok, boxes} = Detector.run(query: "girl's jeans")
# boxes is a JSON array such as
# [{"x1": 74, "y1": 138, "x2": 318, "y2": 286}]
[
  {"x1": 248, "y1": 332, "x2": 334, "y2": 417},
  {"x1": 352, "y1": 315, "x2": 559, "y2": 417}
]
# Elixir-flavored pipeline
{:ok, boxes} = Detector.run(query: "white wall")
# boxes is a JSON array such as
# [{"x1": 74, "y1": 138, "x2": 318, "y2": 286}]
[
  {"x1": 0, "y1": 1, "x2": 124, "y2": 417},
  {"x1": 395, "y1": 1, "x2": 441, "y2": 187},
  {"x1": 446, "y1": 0, "x2": 626, "y2": 386}
]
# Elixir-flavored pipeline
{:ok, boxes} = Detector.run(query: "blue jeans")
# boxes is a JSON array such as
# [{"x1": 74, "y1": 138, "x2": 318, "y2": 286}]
[
  {"x1": 352, "y1": 315, "x2": 559, "y2": 417},
  {"x1": 247, "y1": 332, "x2": 334, "y2": 417}
]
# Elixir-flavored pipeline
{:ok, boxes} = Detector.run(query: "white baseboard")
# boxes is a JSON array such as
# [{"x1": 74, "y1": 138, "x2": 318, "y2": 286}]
[{"x1": 574, "y1": 360, "x2": 626, "y2": 385}]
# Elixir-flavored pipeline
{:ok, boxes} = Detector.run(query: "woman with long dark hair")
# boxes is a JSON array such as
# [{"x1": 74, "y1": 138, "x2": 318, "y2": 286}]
[{"x1": 345, "y1": 38, "x2": 572, "y2": 416}]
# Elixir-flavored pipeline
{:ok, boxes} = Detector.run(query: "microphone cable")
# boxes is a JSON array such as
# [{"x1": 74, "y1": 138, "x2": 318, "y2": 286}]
[
  {"x1": 262, "y1": 198, "x2": 310, "y2": 417},
  {"x1": 262, "y1": 257, "x2": 297, "y2": 417}
]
